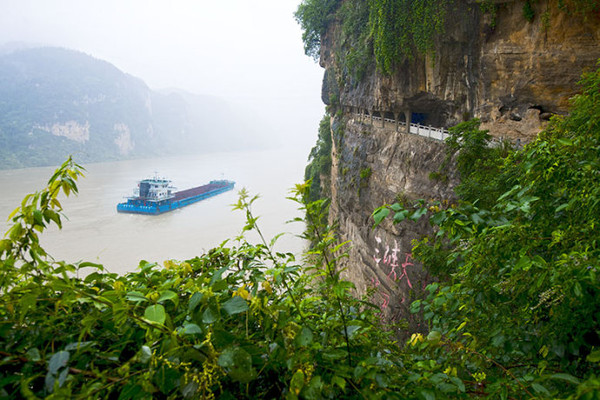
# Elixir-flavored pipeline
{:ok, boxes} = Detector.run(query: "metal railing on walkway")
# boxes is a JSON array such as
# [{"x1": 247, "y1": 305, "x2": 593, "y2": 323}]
[{"x1": 354, "y1": 113, "x2": 450, "y2": 142}]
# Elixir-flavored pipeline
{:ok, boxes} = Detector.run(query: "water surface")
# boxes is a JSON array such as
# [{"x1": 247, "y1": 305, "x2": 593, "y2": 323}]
[{"x1": 0, "y1": 148, "x2": 307, "y2": 274}]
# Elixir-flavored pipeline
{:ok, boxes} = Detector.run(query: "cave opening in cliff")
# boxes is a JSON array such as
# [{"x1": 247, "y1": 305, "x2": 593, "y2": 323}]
[{"x1": 412, "y1": 113, "x2": 427, "y2": 125}]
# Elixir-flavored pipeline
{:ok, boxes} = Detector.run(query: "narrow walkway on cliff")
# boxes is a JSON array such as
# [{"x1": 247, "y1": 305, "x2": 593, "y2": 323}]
[
  {"x1": 347, "y1": 107, "x2": 450, "y2": 142},
  {"x1": 347, "y1": 107, "x2": 525, "y2": 149}
]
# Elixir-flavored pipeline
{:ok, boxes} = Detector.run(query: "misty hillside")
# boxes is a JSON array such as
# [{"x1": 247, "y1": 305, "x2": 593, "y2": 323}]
[{"x1": 0, "y1": 47, "x2": 268, "y2": 169}]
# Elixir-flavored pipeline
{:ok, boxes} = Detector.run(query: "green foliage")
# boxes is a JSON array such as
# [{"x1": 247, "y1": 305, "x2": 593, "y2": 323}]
[
  {"x1": 359, "y1": 167, "x2": 372, "y2": 180},
  {"x1": 373, "y1": 63, "x2": 600, "y2": 398},
  {"x1": 296, "y1": 0, "x2": 452, "y2": 76},
  {"x1": 523, "y1": 0, "x2": 535, "y2": 22},
  {"x1": 294, "y1": 0, "x2": 342, "y2": 60},
  {"x1": 368, "y1": 0, "x2": 450, "y2": 73},
  {"x1": 296, "y1": 0, "x2": 598, "y2": 83},
  {"x1": 1, "y1": 161, "x2": 417, "y2": 399},
  {"x1": 305, "y1": 114, "x2": 333, "y2": 203},
  {"x1": 444, "y1": 118, "x2": 511, "y2": 208},
  {"x1": 479, "y1": 0, "x2": 498, "y2": 28},
  {"x1": 428, "y1": 171, "x2": 448, "y2": 183},
  {"x1": 337, "y1": 0, "x2": 372, "y2": 83}
]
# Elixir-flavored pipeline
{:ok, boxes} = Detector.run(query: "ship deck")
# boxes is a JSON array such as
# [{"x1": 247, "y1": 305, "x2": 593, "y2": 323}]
[{"x1": 173, "y1": 182, "x2": 229, "y2": 201}]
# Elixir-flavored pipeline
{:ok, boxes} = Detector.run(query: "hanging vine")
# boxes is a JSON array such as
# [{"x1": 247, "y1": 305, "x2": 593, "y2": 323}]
[{"x1": 368, "y1": 0, "x2": 451, "y2": 74}]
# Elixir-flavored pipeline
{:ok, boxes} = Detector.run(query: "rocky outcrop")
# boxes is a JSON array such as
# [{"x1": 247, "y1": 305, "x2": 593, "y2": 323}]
[
  {"x1": 330, "y1": 113, "x2": 458, "y2": 327},
  {"x1": 323, "y1": 0, "x2": 600, "y2": 142},
  {"x1": 320, "y1": 0, "x2": 600, "y2": 327},
  {"x1": 35, "y1": 121, "x2": 90, "y2": 143},
  {"x1": 113, "y1": 123, "x2": 134, "y2": 155}
]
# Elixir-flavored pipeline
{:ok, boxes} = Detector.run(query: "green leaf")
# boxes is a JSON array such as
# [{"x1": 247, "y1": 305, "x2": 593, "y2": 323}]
[
  {"x1": 77, "y1": 261, "x2": 104, "y2": 270},
  {"x1": 64, "y1": 341, "x2": 95, "y2": 352},
  {"x1": 157, "y1": 290, "x2": 178, "y2": 304},
  {"x1": 33, "y1": 210, "x2": 44, "y2": 227},
  {"x1": 376, "y1": 373, "x2": 389, "y2": 388},
  {"x1": 450, "y1": 376, "x2": 465, "y2": 393},
  {"x1": 410, "y1": 207, "x2": 428, "y2": 221},
  {"x1": 118, "y1": 383, "x2": 144, "y2": 400},
  {"x1": 8, "y1": 223, "x2": 23, "y2": 240},
  {"x1": 394, "y1": 209, "x2": 409, "y2": 223},
  {"x1": 7, "y1": 206, "x2": 20, "y2": 220},
  {"x1": 332, "y1": 240, "x2": 351, "y2": 253},
  {"x1": 431, "y1": 211, "x2": 446, "y2": 225},
  {"x1": 269, "y1": 232, "x2": 285, "y2": 247},
  {"x1": 144, "y1": 304, "x2": 166, "y2": 324},
  {"x1": 126, "y1": 291, "x2": 148, "y2": 303},
  {"x1": 202, "y1": 307, "x2": 219, "y2": 324},
  {"x1": 427, "y1": 330, "x2": 442, "y2": 344},
  {"x1": 181, "y1": 323, "x2": 202, "y2": 335},
  {"x1": 0, "y1": 239, "x2": 12, "y2": 253},
  {"x1": 345, "y1": 325, "x2": 361, "y2": 339},
  {"x1": 290, "y1": 370, "x2": 305, "y2": 396},
  {"x1": 515, "y1": 256, "x2": 531, "y2": 271},
  {"x1": 43, "y1": 209, "x2": 61, "y2": 228},
  {"x1": 555, "y1": 203, "x2": 569, "y2": 213},
  {"x1": 19, "y1": 293, "x2": 38, "y2": 320},
  {"x1": 217, "y1": 347, "x2": 256, "y2": 383},
  {"x1": 470, "y1": 212, "x2": 484, "y2": 225},
  {"x1": 332, "y1": 375, "x2": 346, "y2": 391},
  {"x1": 322, "y1": 349, "x2": 347, "y2": 361},
  {"x1": 410, "y1": 300, "x2": 422, "y2": 314},
  {"x1": 154, "y1": 365, "x2": 180, "y2": 394},
  {"x1": 531, "y1": 382, "x2": 550, "y2": 396},
  {"x1": 491, "y1": 334, "x2": 505, "y2": 348},
  {"x1": 48, "y1": 351, "x2": 70, "y2": 375},
  {"x1": 372, "y1": 207, "x2": 390, "y2": 227},
  {"x1": 304, "y1": 375, "x2": 324, "y2": 400},
  {"x1": 188, "y1": 292, "x2": 204, "y2": 312},
  {"x1": 418, "y1": 389, "x2": 436, "y2": 400},
  {"x1": 181, "y1": 381, "x2": 199, "y2": 398},
  {"x1": 390, "y1": 203, "x2": 403, "y2": 212},
  {"x1": 222, "y1": 296, "x2": 248, "y2": 315},
  {"x1": 550, "y1": 373, "x2": 580, "y2": 385},
  {"x1": 26, "y1": 348, "x2": 41, "y2": 362},
  {"x1": 210, "y1": 265, "x2": 229, "y2": 288},
  {"x1": 57, "y1": 368, "x2": 69, "y2": 388},
  {"x1": 586, "y1": 349, "x2": 600, "y2": 363},
  {"x1": 296, "y1": 326, "x2": 313, "y2": 347}
]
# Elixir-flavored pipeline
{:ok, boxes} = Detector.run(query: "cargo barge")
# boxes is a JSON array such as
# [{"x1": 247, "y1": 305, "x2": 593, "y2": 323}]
[{"x1": 117, "y1": 176, "x2": 235, "y2": 215}]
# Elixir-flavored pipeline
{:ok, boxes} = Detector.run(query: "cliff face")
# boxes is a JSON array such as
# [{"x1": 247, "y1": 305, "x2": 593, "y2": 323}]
[
  {"x1": 323, "y1": 0, "x2": 600, "y2": 141},
  {"x1": 329, "y1": 114, "x2": 458, "y2": 325},
  {"x1": 320, "y1": 0, "x2": 600, "y2": 325}
]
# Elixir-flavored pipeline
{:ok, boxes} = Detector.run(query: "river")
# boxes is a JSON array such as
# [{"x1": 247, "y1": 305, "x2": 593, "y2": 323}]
[{"x1": 0, "y1": 147, "x2": 309, "y2": 274}]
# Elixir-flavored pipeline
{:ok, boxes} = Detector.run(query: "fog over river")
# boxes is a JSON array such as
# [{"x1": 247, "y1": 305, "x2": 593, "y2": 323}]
[{"x1": 0, "y1": 148, "x2": 308, "y2": 274}]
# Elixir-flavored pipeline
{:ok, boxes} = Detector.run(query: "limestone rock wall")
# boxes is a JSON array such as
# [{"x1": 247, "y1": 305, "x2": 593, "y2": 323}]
[
  {"x1": 323, "y1": 0, "x2": 600, "y2": 141},
  {"x1": 320, "y1": 0, "x2": 600, "y2": 328},
  {"x1": 330, "y1": 115, "x2": 458, "y2": 326}
]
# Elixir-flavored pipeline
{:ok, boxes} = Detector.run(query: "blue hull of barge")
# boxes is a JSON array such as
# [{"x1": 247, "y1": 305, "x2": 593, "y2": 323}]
[{"x1": 117, "y1": 181, "x2": 235, "y2": 215}]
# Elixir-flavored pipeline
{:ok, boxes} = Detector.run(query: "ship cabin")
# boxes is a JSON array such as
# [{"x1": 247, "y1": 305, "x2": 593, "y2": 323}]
[{"x1": 131, "y1": 177, "x2": 175, "y2": 204}]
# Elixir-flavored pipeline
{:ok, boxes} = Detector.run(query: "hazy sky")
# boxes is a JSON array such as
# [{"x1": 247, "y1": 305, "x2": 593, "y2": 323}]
[{"x1": 0, "y1": 0, "x2": 325, "y2": 150}]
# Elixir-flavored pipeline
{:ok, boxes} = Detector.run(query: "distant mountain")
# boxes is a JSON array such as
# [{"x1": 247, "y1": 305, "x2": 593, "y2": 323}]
[{"x1": 0, "y1": 46, "x2": 268, "y2": 169}]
